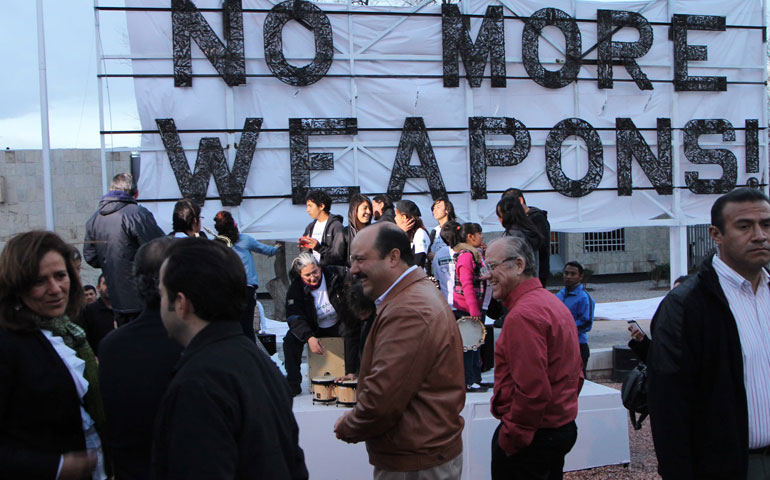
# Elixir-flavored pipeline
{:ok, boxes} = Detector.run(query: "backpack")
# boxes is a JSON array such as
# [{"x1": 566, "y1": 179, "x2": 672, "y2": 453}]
[{"x1": 621, "y1": 362, "x2": 649, "y2": 430}]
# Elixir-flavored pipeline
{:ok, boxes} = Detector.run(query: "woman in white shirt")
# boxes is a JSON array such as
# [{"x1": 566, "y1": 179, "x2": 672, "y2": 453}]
[
  {"x1": 395, "y1": 200, "x2": 431, "y2": 269},
  {"x1": 0, "y1": 231, "x2": 106, "y2": 480}
]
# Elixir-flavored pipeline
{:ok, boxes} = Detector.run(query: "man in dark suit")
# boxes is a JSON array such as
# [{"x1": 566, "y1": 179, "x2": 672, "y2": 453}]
[
  {"x1": 153, "y1": 238, "x2": 308, "y2": 479},
  {"x1": 80, "y1": 274, "x2": 115, "y2": 356},
  {"x1": 98, "y1": 236, "x2": 182, "y2": 480}
]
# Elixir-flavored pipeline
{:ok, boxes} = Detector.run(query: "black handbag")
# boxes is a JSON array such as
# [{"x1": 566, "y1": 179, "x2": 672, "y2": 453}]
[{"x1": 621, "y1": 362, "x2": 649, "y2": 430}]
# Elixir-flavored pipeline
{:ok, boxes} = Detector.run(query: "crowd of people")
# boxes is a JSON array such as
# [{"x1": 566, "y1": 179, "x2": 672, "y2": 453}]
[{"x1": 1, "y1": 171, "x2": 768, "y2": 480}]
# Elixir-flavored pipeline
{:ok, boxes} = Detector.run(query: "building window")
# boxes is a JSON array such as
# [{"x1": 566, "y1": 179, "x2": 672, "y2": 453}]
[
  {"x1": 550, "y1": 231, "x2": 560, "y2": 255},
  {"x1": 584, "y1": 229, "x2": 625, "y2": 253}
]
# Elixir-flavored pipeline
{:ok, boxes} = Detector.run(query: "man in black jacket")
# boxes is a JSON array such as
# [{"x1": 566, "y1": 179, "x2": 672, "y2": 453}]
[
  {"x1": 372, "y1": 194, "x2": 396, "y2": 223},
  {"x1": 300, "y1": 190, "x2": 345, "y2": 266},
  {"x1": 501, "y1": 189, "x2": 551, "y2": 286},
  {"x1": 648, "y1": 188, "x2": 770, "y2": 480},
  {"x1": 154, "y1": 238, "x2": 308, "y2": 480},
  {"x1": 98, "y1": 237, "x2": 182, "y2": 480},
  {"x1": 84, "y1": 173, "x2": 164, "y2": 325}
]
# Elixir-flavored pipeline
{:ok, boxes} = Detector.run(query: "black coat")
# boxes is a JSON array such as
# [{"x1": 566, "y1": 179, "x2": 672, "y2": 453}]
[
  {"x1": 84, "y1": 191, "x2": 165, "y2": 313},
  {"x1": 648, "y1": 255, "x2": 753, "y2": 480},
  {"x1": 151, "y1": 321, "x2": 308, "y2": 480},
  {"x1": 0, "y1": 328, "x2": 86, "y2": 479},
  {"x1": 527, "y1": 206, "x2": 551, "y2": 287},
  {"x1": 98, "y1": 307, "x2": 183, "y2": 480},
  {"x1": 302, "y1": 214, "x2": 346, "y2": 266},
  {"x1": 79, "y1": 297, "x2": 115, "y2": 356},
  {"x1": 377, "y1": 206, "x2": 396, "y2": 224},
  {"x1": 285, "y1": 266, "x2": 352, "y2": 343}
]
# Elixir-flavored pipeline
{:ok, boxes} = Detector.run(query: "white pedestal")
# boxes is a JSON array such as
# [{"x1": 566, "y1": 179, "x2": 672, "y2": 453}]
[{"x1": 292, "y1": 380, "x2": 629, "y2": 479}]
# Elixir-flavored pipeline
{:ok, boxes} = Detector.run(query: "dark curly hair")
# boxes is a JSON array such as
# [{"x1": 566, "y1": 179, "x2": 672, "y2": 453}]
[{"x1": 214, "y1": 210, "x2": 240, "y2": 244}]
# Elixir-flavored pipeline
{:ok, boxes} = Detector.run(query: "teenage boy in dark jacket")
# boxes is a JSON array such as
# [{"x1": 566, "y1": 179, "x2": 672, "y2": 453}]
[{"x1": 299, "y1": 190, "x2": 346, "y2": 267}]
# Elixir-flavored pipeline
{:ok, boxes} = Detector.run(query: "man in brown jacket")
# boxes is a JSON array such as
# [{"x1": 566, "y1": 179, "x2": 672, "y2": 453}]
[{"x1": 334, "y1": 222, "x2": 466, "y2": 479}]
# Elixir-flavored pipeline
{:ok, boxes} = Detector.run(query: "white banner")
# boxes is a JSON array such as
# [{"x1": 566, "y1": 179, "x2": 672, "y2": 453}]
[{"x1": 117, "y1": 0, "x2": 767, "y2": 238}]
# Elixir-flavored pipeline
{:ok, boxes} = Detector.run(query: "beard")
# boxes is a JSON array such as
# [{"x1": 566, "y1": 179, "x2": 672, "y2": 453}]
[{"x1": 373, "y1": 211, "x2": 382, "y2": 220}]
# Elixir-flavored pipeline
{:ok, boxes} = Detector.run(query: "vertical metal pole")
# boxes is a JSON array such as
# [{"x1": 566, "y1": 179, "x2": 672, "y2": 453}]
[
  {"x1": 668, "y1": 0, "x2": 687, "y2": 286},
  {"x1": 94, "y1": 0, "x2": 109, "y2": 194},
  {"x1": 36, "y1": 0, "x2": 55, "y2": 230}
]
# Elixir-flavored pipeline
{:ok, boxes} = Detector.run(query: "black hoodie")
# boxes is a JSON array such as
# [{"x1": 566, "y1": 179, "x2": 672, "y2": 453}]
[{"x1": 302, "y1": 213, "x2": 346, "y2": 266}]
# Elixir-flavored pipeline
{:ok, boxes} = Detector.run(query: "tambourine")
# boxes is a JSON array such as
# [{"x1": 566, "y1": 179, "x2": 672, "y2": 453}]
[{"x1": 457, "y1": 316, "x2": 486, "y2": 352}]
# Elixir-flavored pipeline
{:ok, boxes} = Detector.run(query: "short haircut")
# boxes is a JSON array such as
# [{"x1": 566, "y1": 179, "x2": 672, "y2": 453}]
[
  {"x1": 110, "y1": 173, "x2": 138, "y2": 196},
  {"x1": 98, "y1": 273, "x2": 106, "y2": 285},
  {"x1": 289, "y1": 252, "x2": 319, "y2": 281},
  {"x1": 489, "y1": 234, "x2": 537, "y2": 277},
  {"x1": 134, "y1": 236, "x2": 176, "y2": 308},
  {"x1": 172, "y1": 199, "x2": 201, "y2": 234},
  {"x1": 84, "y1": 285, "x2": 96, "y2": 293},
  {"x1": 0, "y1": 231, "x2": 84, "y2": 331},
  {"x1": 440, "y1": 221, "x2": 462, "y2": 248},
  {"x1": 372, "y1": 222, "x2": 414, "y2": 266},
  {"x1": 501, "y1": 188, "x2": 526, "y2": 205},
  {"x1": 710, "y1": 187, "x2": 770, "y2": 233},
  {"x1": 306, "y1": 190, "x2": 332, "y2": 213},
  {"x1": 372, "y1": 194, "x2": 393, "y2": 210},
  {"x1": 431, "y1": 197, "x2": 457, "y2": 222},
  {"x1": 162, "y1": 238, "x2": 246, "y2": 323},
  {"x1": 564, "y1": 261, "x2": 584, "y2": 275}
]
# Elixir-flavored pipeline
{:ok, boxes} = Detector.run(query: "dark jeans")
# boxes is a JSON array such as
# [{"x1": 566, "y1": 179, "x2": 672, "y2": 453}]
[
  {"x1": 454, "y1": 310, "x2": 483, "y2": 386},
  {"x1": 491, "y1": 421, "x2": 578, "y2": 480},
  {"x1": 579, "y1": 343, "x2": 590, "y2": 377},
  {"x1": 240, "y1": 285, "x2": 258, "y2": 342}
]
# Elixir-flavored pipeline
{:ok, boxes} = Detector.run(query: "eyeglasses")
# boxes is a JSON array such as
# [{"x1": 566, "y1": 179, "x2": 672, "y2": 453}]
[{"x1": 480, "y1": 256, "x2": 517, "y2": 277}]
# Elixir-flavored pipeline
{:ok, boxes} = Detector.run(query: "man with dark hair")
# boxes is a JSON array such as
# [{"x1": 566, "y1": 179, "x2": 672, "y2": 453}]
[
  {"x1": 79, "y1": 273, "x2": 115, "y2": 356},
  {"x1": 335, "y1": 222, "x2": 465, "y2": 478},
  {"x1": 501, "y1": 188, "x2": 551, "y2": 286},
  {"x1": 83, "y1": 285, "x2": 97, "y2": 304},
  {"x1": 98, "y1": 236, "x2": 182, "y2": 480},
  {"x1": 300, "y1": 190, "x2": 345, "y2": 266},
  {"x1": 483, "y1": 235, "x2": 583, "y2": 479},
  {"x1": 170, "y1": 199, "x2": 206, "y2": 238},
  {"x1": 154, "y1": 238, "x2": 308, "y2": 480},
  {"x1": 556, "y1": 261, "x2": 595, "y2": 376},
  {"x1": 648, "y1": 187, "x2": 770, "y2": 480},
  {"x1": 84, "y1": 172, "x2": 164, "y2": 325},
  {"x1": 429, "y1": 197, "x2": 456, "y2": 254},
  {"x1": 372, "y1": 194, "x2": 396, "y2": 223}
]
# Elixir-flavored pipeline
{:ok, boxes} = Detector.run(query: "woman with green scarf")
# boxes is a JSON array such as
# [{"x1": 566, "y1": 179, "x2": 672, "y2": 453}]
[{"x1": 0, "y1": 231, "x2": 107, "y2": 480}]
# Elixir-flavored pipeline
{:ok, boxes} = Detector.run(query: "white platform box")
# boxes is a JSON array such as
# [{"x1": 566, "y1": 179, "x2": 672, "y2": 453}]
[{"x1": 293, "y1": 380, "x2": 629, "y2": 479}]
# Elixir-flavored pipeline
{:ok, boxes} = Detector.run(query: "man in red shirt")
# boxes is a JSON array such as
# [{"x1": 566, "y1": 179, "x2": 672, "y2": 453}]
[{"x1": 483, "y1": 235, "x2": 584, "y2": 479}]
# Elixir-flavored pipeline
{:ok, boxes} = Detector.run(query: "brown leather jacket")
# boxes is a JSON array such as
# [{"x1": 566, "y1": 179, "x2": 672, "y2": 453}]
[{"x1": 335, "y1": 268, "x2": 466, "y2": 471}]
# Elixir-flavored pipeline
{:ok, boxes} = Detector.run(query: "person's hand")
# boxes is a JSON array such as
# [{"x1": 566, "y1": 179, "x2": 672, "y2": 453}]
[
  {"x1": 334, "y1": 411, "x2": 350, "y2": 440},
  {"x1": 396, "y1": 216, "x2": 415, "y2": 233},
  {"x1": 308, "y1": 336, "x2": 324, "y2": 355},
  {"x1": 335, "y1": 373, "x2": 356, "y2": 382},
  {"x1": 302, "y1": 236, "x2": 319, "y2": 249},
  {"x1": 627, "y1": 324, "x2": 645, "y2": 342},
  {"x1": 59, "y1": 451, "x2": 97, "y2": 480}
]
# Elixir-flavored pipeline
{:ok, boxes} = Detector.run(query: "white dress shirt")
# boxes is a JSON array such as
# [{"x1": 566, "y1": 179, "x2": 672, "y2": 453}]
[{"x1": 713, "y1": 255, "x2": 770, "y2": 449}]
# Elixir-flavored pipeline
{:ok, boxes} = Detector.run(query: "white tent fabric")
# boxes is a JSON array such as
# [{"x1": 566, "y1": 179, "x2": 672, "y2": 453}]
[{"x1": 121, "y1": 0, "x2": 766, "y2": 238}]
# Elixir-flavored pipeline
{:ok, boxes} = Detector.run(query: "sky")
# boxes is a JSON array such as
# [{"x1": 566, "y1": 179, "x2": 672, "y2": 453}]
[{"x1": 0, "y1": 0, "x2": 138, "y2": 150}]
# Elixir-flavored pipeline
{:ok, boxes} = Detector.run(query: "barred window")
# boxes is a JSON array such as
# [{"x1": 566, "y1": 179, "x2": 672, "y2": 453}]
[
  {"x1": 584, "y1": 229, "x2": 625, "y2": 253},
  {"x1": 550, "y1": 231, "x2": 560, "y2": 255}
]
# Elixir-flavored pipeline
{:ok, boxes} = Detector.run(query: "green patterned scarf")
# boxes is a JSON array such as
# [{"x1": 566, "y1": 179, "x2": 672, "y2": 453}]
[{"x1": 38, "y1": 315, "x2": 107, "y2": 440}]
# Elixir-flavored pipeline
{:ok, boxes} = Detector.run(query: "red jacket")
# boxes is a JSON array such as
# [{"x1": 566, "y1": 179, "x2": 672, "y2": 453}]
[{"x1": 491, "y1": 277, "x2": 584, "y2": 455}]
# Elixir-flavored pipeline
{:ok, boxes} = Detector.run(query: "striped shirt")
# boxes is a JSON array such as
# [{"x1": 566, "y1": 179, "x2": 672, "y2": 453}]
[{"x1": 713, "y1": 255, "x2": 770, "y2": 449}]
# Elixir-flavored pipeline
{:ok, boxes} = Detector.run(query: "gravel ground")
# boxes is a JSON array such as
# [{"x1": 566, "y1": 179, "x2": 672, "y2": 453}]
[{"x1": 565, "y1": 381, "x2": 660, "y2": 480}]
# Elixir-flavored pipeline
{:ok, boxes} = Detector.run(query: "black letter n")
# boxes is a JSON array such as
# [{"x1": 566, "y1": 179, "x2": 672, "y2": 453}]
[{"x1": 172, "y1": 0, "x2": 246, "y2": 87}]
